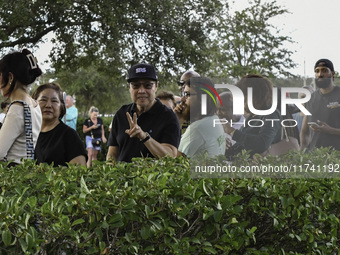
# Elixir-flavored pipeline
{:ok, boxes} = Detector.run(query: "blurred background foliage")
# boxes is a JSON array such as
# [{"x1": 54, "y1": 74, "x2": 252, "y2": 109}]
[{"x1": 0, "y1": 0, "x2": 331, "y2": 115}]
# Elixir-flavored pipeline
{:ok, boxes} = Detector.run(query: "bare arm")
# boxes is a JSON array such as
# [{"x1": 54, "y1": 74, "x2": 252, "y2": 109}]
[
  {"x1": 177, "y1": 150, "x2": 187, "y2": 158},
  {"x1": 106, "y1": 146, "x2": 119, "y2": 161},
  {"x1": 300, "y1": 115, "x2": 310, "y2": 150},
  {"x1": 141, "y1": 135, "x2": 177, "y2": 158},
  {"x1": 101, "y1": 125, "x2": 107, "y2": 143},
  {"x1": 174, "y1": 102, "x2": 186, "y2": 127},
  {"x1": 69, "y1": 155, "x2": 87, "y2": 166},
  {"x1": 311, "y1": 120, "x2": 340, "y2": 136},
  {"x1": 83, "y1": 124, "x2": 98, "y2": 134},
  {"x1": 125, "y1": 112, "x2": 177, "y2": 158}
]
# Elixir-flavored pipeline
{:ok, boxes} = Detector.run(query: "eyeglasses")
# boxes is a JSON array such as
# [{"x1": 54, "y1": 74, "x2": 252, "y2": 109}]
[
  {"x1": 130, "y1": 82, "x2": 155, "y2": 90},
  {"x1": 182, "y1": 91, "x2": 197, "y2": 98},
  {"x1": 177, "y1": 81, "x2": 185, "y2": 87}
]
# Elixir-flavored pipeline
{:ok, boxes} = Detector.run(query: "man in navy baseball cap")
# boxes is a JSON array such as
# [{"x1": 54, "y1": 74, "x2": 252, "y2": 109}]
[
  {"x1": 127, "y1": 63, "x2": 158, "y2": 82},
  {"x1": 107, "y1": 63, "x2": 181, "y2": 162}
]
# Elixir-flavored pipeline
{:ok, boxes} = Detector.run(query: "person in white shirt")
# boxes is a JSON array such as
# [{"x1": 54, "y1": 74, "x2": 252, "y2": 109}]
[
  {"x1": 0, "y1": 49, "x2": 42, "y2": 165},
  {"x1": 0, "y1": 101, "x2": 9, "y2": 123},
  {"x1": 175, "y1": 77, "x2": 226, "y2": 158}
]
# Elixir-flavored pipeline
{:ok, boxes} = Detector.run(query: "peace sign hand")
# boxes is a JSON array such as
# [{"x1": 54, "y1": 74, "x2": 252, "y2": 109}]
[{"x1": 125, "y1": 112, "x2": 146, "y2": 140}]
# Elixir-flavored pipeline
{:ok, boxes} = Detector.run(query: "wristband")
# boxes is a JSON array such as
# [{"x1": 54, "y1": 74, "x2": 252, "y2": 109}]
[
  {"x1": 230, "y1": 129, "x2": 236, "y2": 137},
  {"x1": 140, "y1": 132, "x2": 151, "y2": 143}
]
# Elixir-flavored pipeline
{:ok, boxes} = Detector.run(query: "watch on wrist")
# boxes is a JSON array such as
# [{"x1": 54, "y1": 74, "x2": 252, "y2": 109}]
[{"x1": 140, "y1": 132, "x2": 151, "y2": 143}]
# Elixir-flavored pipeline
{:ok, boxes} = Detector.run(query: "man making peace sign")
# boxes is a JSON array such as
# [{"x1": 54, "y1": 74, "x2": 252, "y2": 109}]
[{"x1": 107, "y1": 63, "x2": 181, "y2": 162}]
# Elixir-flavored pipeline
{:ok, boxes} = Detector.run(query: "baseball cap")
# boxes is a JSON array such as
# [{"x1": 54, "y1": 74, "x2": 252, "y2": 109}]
[
  {"x1": 127, "y1": 63, "x2": 158, "y2": 82},
  {"x1": 314, "y1": 59, "x2": 334, "y2": 72}
]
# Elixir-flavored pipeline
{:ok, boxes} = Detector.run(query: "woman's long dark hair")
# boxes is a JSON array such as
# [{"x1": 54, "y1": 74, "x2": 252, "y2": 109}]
[{"x1": 0, "y1": 49, "x2": 42, "y2": 97}]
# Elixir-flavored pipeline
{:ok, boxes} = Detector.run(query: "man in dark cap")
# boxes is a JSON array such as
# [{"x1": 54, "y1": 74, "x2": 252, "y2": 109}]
[
  {"x1": 300, "y1": 59, "x2": 340, "y2": 151},
  {"x1": 107, "y1": 63, "x2": 181, "y2": 162}
]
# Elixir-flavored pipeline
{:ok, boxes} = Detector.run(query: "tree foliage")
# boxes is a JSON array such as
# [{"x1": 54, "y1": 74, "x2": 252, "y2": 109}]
[
  {"x1": 0, "y1": 0, "x2": 300, "y2": 111},
  {"x1": 0, "y1": 0, "x2": 224, "y2": 76},
  {"x1": 210, "y1": 0, "x2": 296, "y2": 79},
  {"x1": 50, "y1": 68, "x2": 131, "y2": 115}
]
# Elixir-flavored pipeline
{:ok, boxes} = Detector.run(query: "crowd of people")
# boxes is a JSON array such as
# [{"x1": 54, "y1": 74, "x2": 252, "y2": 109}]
[{"x1": 0, "y1": 49, "x2": 339, "y2": 167}]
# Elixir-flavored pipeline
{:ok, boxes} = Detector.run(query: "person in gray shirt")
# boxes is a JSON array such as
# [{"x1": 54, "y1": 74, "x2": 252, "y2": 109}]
[{"x1": 301, "y1": 59, "x2": 340, "y2": 151}]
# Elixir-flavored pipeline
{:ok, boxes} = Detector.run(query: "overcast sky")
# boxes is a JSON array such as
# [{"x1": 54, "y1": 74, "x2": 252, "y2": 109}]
[
  {"x1": 232, "y1": 0, "x2": 340, "y2": 77},
  {"x1": 36, "y1": 0, "x2": 340, "y2": 78}
]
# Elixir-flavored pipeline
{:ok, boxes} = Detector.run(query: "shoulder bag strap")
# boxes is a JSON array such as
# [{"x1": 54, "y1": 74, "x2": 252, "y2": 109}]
[
  {"x1": 7, "y1": 100, "x2": 34, "y2": 159},
  {"x1": 88, "y1": 119, "x2": 94, "y2": 138},
  {"x1": 261, "y1": 115, "x2": 289, "y2": 142},
  {"x1": 282, "y1": 126, "x2": 290, "y2": 142}
]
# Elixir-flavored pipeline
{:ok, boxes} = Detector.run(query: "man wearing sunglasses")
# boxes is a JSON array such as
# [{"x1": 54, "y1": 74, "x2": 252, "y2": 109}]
[
  {"x1": 175, "y1": 77, "x2": 226, "y2": 158},
  {"x1": 177, "y1": 70, "x2": 200, "y2": 95},
  {"x1": 107, "y1": 63, "x2": 181, "y2": 162},
  {"x1": 301, "y1": 59, "x2": 340, "y2": 151},
  {"x1": 175, "y1": 70, "x2": 200, "y2": 132}
]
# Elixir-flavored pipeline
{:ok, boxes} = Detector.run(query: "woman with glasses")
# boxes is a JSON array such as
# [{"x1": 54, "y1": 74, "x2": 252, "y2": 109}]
[{"x1": 32, "y1": 83, "x2": 87, "y2": 167}]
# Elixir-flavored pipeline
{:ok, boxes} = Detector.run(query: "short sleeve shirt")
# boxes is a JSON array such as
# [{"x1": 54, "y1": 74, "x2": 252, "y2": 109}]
[
  {"x1": 305, "y1": 86, "x2": 340, "y2": 150},
  {"x1": 83, "y1": 118, "x2": 104, "y2": 138},
  {"x1": 108, "y1": 99, "x2": 181, "y2": 162},
  {"x1": 179, "y1": 115, "x2": 226, "y2": 157},
  {"x1": 35, "y1": 121, "x2": 88, "y2": 166}
]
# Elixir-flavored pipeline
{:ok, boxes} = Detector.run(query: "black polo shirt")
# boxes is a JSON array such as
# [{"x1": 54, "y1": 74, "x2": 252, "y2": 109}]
[{"x1": 108, "y1": 99, "x2": 181, "y2": 162}]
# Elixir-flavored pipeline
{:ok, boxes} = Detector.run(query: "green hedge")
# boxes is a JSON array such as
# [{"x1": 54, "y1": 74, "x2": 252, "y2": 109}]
[{"x1": 0, "y1": 150, "x2": 340, "y2": 254}]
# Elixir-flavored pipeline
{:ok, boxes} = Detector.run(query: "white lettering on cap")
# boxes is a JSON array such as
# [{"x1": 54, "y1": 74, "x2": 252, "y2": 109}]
[{"x1": 136, "y1": 67, "x2": 147, "y2": 73}]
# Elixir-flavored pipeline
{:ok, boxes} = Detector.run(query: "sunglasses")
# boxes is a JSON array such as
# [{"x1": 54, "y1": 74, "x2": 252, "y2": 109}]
[
  {"x1": 129, "y1": 82, "x2": 156, "y2": 90},
  {"x1": 177, "y1": 81, "x2": 185, "y2": 87},
  {"x1": 182, "y1": 91, "x2": 198, "y2": 98}
]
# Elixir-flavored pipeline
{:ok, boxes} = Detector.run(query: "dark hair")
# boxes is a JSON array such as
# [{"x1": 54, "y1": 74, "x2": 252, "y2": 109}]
[
  {"x1": 185, "y1": 77, "x2": 217, "y2": 116},
  {"x1": 1, "y1": 101, "x2": 9, "y2": 110},
  {"x1": 0, "y1": 49, "x2": 42, "y2": 97},
  {"x1": 32, "y1": 82, "x2": 66, "y2": 119},
  {"x1": 156, "y1": 90, "x2": 176, "y2": 106},
  {"x1": 236, "y1": 74, "x2": 273, "y2": 111}
]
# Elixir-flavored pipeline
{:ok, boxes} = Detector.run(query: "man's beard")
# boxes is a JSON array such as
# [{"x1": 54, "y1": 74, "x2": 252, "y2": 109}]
[
  {"x1": 315, "y1": 78, "x2": 332, "y2": 89},
  {"x1": 182, "y1": 104, "x2": 190, "y2": 121}
]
